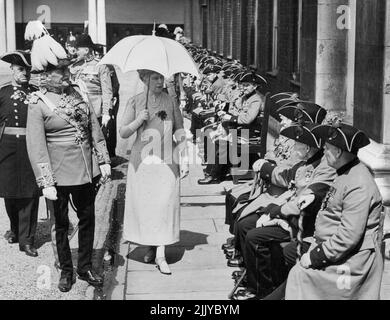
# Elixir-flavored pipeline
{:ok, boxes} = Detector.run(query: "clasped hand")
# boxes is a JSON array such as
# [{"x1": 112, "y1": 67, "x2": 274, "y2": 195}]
[{"x1": 99, "y1": 164, "x2": 112, "y2": 184}]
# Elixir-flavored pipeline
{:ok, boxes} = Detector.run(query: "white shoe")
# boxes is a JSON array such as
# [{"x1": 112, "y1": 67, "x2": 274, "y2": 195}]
[
  {"x1": 155, "y1": 257, "x2": 172, "y2": 275},
  {"x1": 144, "y1": 247, "x2": 156, "y2": 264}
]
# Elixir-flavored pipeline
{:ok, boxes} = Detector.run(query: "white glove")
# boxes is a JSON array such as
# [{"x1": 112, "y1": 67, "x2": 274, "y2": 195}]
[
  {"x1": 179, "y1": 100, "x2": 186, "y2": 111},
  {"x1": 99, "y1": 164, "x2": 112, "y2": 183},
  {"x1": 253, "y1": 159, "x2": 268, "y2": 172},
  {"x1": 43, "y1": 186, "x2": 57, "y2": 200},
  {"x1": 180, "y1": 157, "x2": 190, "y2": 180},
  {"x1": 222, "y1": 114, "x2": 232, "y2": 121},
  {"x1": 256, "y1": 214, "x2": 271, "y2": 228},
  {"x1": 298, "y1": 193, "x2": 315, "y2": 210},
  {"x1": 101, "y1": 114, "x2": 111, "y2": 127}
]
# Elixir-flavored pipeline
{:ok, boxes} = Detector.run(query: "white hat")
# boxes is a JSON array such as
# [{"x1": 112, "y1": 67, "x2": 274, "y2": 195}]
[
  {"x1": 158, "y1": 24, "x2": 168, "y2": 30},
  {"x1": 174, "y1": 27, "x2": 184, "y2": 35}
]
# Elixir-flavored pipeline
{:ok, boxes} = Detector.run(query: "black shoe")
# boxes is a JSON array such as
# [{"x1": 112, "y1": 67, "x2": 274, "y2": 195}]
[
  {"x1": 77, "y1": 270, "x2": 103, "y2": 287},
  {"x1": 58, "y1": 272, "x2": 75, "y2": 292},
  {"x1": 232, "y1": 270, "x2": 245, "y2": 279},
  {"x1": 221, "y1": 237, "x2": 235, "y2": 250},
  {"x1": 19, "y1": 244, "x2": 38, "y2": 257},
  {"x1": 234, "y1": 276, "x2": 248, "y2": 288},
  {"x1": 222, "y1": 243, "x2": 235, "y2": 252},
  {"x1": 231, "y1": 289, "x2": 258, "y2": 301},
  {"x1": 227, "y1": 256, "x2": 244, "y2": 268},
  {"x1": 225, "y1": 249, "x2": 237, "y2": 260},
  {"x1": 4, "y1": 230, "x2": 18, "y2": 243},
  {"x1": 198, "y1": 176, "x2": 222, "y2": 185}
]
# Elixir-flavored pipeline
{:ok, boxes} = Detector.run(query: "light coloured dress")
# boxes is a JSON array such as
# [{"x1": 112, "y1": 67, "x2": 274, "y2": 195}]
[{"x1": 122, "y1": 91, "x2": 184, "y2": 246}]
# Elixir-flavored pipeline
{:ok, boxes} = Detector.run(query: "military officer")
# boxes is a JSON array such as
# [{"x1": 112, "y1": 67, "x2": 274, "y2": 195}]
[
  {"x1": 285, "y1": 122, "x2": 383, "y2": 300},
  {"x1": 69, "y1": 34, "x2": 115, "y2": 157},
  {"x1": 0, "y1": 50, "x2": 40, "y2": 257},
  {"x1": 25, "y1": 21, "x2": 111, "y2": 293}
]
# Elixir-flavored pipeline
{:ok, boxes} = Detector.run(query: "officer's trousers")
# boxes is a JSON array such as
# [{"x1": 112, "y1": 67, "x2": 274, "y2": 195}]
[
  {"x1": 49, "y1": 183, "x2": 95, "y2": 275},
  {"x1": 4, "y1": 197, "x2": 39, "y2": 246}
]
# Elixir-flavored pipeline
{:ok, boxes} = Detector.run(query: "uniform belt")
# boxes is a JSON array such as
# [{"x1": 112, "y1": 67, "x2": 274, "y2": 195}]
[
  {"x1": 46, "y1": 136, "x2": 76, "y2": 143},
  {"x1": 4, "y1": 127, "x2": 26, "y2": 135}
]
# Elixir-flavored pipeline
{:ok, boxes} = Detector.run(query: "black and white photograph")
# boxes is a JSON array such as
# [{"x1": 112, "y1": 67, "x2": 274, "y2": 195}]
[{"x1": 0, "y1": 0, "x2": 389, "y2": 308}]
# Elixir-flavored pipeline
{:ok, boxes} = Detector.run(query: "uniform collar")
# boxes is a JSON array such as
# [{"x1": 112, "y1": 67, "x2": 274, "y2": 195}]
[
  {"x1": 243, "y1": 90, "x2": 257, "y2": 100},
  {"x1": 336, "y1": 157, "x2": 360, "y2": 176},
  {"x1": 306, "y1": 149, "x2": 324, "y2": 165}
]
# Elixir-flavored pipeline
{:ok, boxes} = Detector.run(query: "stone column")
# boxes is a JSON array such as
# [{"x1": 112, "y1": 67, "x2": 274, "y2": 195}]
[
  {"x1": 0, "y1": 0, "x2": 7, "y2": 55},
  {"x1": 97, "y1": 0, "x2": 106, "y2": 52},
  {"x1": 88, "y1": 0, "x2": 97, "y2": 43},
  {"x1": 315, "y1": 0, "x2": 349, "y2": 115},
  {"x1": 359, "y1": 0, "x2": 390, "y2": 207},
  {"x1": 5, "y1": 0, "x2": 15, "y2": 52},
  {"x1": 184, "y1": 0, "x2": 192, "y2": 41}
]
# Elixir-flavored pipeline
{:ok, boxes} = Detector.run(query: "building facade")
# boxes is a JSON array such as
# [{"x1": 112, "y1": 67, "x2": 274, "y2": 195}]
[
  {"x1": 185, "y1": 0, "x2": 390, "y2": 205},
  {"x1": 0, "y1": 0, "x2": 185, "y2": 70}
]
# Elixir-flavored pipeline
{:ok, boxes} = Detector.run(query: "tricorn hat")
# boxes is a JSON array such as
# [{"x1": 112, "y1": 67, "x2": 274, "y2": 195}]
[
  {"x1": 202, "y1": 64, "x2": 222, "y2": 75},
  {"x1": 277, "y1": 101, "x2": 327, "y2": 124},
  {"x1": 0, "y1": 50, "x2": 31, "y2": 68},
  {"x1": 75, "y1": 33, "x2": 96, "y2": 49},
  {"x1": 280, "y1": 122, "x2": 322, "y2": 149},
  {"x1": 311, "y1": 122, "x2": 370, "y2": 154},
  {"x1": 239, "y1": 71, "x2": 267, "y2": 86}
]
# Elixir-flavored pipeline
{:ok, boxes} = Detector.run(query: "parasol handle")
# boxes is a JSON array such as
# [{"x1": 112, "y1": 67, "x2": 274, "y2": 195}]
[{"x1": 152, "y1": 20, "x2": 156, "y2": 36}]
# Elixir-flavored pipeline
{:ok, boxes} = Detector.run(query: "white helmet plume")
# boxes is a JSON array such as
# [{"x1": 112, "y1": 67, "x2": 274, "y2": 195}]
[{"x1": 25, "y1": 20, "x2": 67, "y2": 72}]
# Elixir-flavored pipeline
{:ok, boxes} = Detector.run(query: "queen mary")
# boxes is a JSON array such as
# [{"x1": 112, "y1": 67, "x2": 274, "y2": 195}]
[{"x1": 119, "y1": 69, "x2": 189, "y2": 275}]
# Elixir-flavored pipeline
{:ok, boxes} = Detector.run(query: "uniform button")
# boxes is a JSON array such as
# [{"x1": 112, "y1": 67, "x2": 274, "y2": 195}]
[
  {"x1": 16, "y1": 134, "x2": 20, "y2": 139},
  {"x1": 322, "y1": 260, "x2": 326, "y2": 264},
  {"x1": 14, "y1": 109, "x2": 18, "y2": 113},
  {"x1": 15, "y1": 123, "x2": 19, "y2": 126},
  {"x1": 14, "y1": 103, "x2": 17, "y2": 106},
  {"x1": 317, "y1": 248, "x2": 320, "y2": 252},
  {"x1": 15, "y1": 116, "x2": 19, "y2": 120}
]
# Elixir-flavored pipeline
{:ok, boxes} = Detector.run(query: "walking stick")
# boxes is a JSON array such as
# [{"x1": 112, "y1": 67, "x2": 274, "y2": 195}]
[
  {"x1": 296, "y1": 209, "x2": 305, "y2": 263},
  {"x1": 228, "y1": 269, "x2": 247, "y2": 300}
]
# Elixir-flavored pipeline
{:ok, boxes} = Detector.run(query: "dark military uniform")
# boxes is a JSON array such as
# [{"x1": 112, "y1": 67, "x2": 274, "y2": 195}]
[
  {"x1": 26, "y1": 87, "x2": 110, "y2": 275},
  {"x1": 0, "y1": 83, "x2": 40, "y2": 246}
]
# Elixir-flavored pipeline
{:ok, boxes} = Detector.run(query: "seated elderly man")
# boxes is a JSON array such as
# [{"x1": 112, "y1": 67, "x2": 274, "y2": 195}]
[
  {"x1": 285, "y1": 122, "x2": 383, "y2": 300},
  {"x1": 223, "y1": 101, "x2": 328, "y2": 251},
  {"x1": 231, "y1": 121, "x2": 336, "y2": 300},
  {"x1": 198, "y1": 72, "x2": 266, "y2": 185}
]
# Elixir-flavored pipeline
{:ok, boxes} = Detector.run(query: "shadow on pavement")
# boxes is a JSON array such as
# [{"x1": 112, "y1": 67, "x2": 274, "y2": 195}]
[{"x1": 126, "y1": 230, "x2": 209, "y2": 265}]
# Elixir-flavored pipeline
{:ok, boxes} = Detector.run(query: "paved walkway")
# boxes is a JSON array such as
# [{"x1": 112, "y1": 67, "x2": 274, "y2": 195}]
[{"x1": 108, "y1": 120, "x2": 239, "y2": 300}]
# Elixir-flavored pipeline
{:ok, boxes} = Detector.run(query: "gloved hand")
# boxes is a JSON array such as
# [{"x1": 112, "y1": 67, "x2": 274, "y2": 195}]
[
  {"x1": 43, "y1": 186, "x2": 57, "y2": 200},
  {"x1": 99, "y1": 164, "x2": 112, "y2": 183},
  {"x1": 101, "y1": 114, "x2": 111, "y2": 127},
  {"x1": 300, "y1": 253, "x2": 312, "y2": 269},
  {"x1": 252, "y1": 159, "x2": 268, "y2": 172},
  {"x1": 256, "y1": 214, "x2": 271, "y2": 228},
  {"x1": 180, "y1": 157, "x2": 190, "y2": 180},
  {"x1": 298, "y1": 193, "x2": 315, "y2": 210}
]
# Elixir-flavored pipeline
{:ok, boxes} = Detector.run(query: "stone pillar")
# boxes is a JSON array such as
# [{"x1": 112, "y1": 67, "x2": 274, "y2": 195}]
[
  {"x1": 97, "y1": 0, "x2": 106, "y2": 51},
  {"x1": 192, "y1": 0, "x2": 202, "y2": 45},
  {"x1": 315, "y1": 0, "x2": 349, "y2": 114},
  {"x1": 0, "y1": 0, "x2": 7, "y2": 55},
  {"x1": 359, "y1": 0, "x2": 390, "y2": 206},
  {"x1": 5, "y1": 0, "x2": 15, "y2": 52},
  {"x1": 88, "y1": 0, "x2": 97, "y2": 43},
  {"x1": 184, "y1": 0, "x2": 192, "y2": 41}
]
